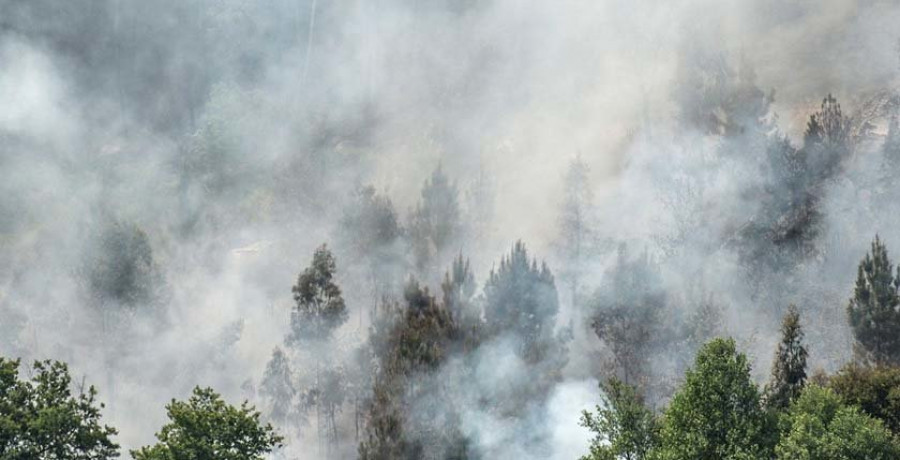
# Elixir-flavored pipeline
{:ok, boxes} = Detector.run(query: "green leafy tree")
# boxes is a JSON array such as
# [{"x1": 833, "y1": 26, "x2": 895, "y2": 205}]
[
  {"x1": 827, "y1": 364, "x2": 900, "y2": 435},
  {"x1": 765, "y1": 305, "x2": 808, "y2": 410},
  {"x1": 84, "y1": 221, "x2": 164, "y2": 313},
  {"x1": 847, "y1": 236, "x2": 900, "y2": 365},
  {"x1": 580, "y1": 378, "x2": 659, "y2": 460},
  {"x1": 288, "y1": 244, "x2": 348, "y2": 343},
  {"x1": 131, "y1": 386, "x2": 282, "y2": 460},
  {"x1": 775, "y1": 385, "x2": 900, "y2": 460},
  {"x1": 652, "y1": 338, "x2": 775, "y2": 460},
  {"x1": 0, "y1": 357, "x2": 119, "y2": 459},
  {"x1": 286, "y1": 244, "x2": 349, "y2": 456}
]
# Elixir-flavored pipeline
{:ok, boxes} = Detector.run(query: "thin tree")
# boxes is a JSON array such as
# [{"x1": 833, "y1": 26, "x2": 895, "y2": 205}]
[
  {"x1": 288, "y1": 244, "x2": 348, "y2": 458},
  {"x1": 764, "y1": 305, "x2": 808, "y2": 410}
]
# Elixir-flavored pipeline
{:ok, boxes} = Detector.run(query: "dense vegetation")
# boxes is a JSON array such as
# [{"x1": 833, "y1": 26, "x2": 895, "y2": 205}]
[{"x1": 5, "y1": 1, "x2": 900, "y2": 459}]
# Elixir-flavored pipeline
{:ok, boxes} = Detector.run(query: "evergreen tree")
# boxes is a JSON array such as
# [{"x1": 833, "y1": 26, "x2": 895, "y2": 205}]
[
  {"x1": 652, "y1": 338, "x2": 775, "y2": 460},
  {"x1": 558, "y1": 155, "x2": 596, "y2": 309},
  {"x1": 0, "y1": 358, "x2": 119, "y2": 459},
  {"x1": 802, "y1": 94, "x2": 850, "y2": 182},
  {"x1": 359, "y1": 280, "x2": 463, "y2": 460},
  {"x1": 131, "y1": 387, "x2": 282, "y2": 460},
  {"x1": 441, "y1": 253, "x2": 476, "y2": 321},
  {"x1": 765, "y1": 305, "x2": 808, "y2": 410},
  {"x1": 408, "y1": 165, "x2": 462, "y2": 274},
  {"x1": 580, "y1": 378, "x2": 659, "y2": 460},
  {"x1": 484, "y1": 241, "x2": 559, "y2": 358},
  {"x1": 847, "y1": 236, "x2": 900, "y2": 366}
]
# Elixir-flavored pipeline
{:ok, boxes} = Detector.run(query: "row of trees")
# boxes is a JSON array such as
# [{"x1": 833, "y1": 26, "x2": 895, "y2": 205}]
[
  {"x1": 579, "y1": 235, "x2": 900, "y2": 459},
  {"x1": 0, "y1": 357, "x2": 281, "y2": 459}
]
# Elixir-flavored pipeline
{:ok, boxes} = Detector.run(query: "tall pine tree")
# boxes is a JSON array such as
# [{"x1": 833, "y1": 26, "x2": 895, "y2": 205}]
[
  {"x1": 765, "y1": 305, "x2": 808, "y2": 410},
  {"x1": 847, "y1": 236, "x2": 900, "y2": 366}
]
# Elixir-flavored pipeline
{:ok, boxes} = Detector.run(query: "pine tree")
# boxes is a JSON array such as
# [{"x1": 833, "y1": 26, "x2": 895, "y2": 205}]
[
  {"x1": 558, "y1": 155, "x2": 596, "y2": 310},
  {"x1": 765, "y1": 305, "x2": 808, "y2": 410},
  {"x1": 484, "y1": 241, "x2": 559, "y2": 356},
  {"x1": 847, "y1": 236, "x2": 900, "y2": 366},
  {"x1": 359, "y1": 280, "x2": 462, "y2": 460},
  {"x1": 441, "y1": 253, "x2": 476, "y2": 321},
  {"x1": 408, "y1": 164, "x2": 462, "y2": 274},
  {"x1": 803, "y1": 94, "x2": 849, "y2": 181}
]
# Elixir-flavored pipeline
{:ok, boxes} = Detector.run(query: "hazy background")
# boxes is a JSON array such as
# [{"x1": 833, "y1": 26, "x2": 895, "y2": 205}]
[{"x1": 3, "y1": 0, "x2": 900, "y2": 457}]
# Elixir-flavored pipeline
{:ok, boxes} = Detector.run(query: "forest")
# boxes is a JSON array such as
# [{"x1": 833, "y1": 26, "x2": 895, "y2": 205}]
[{"x1": 4, "y1": 0, "x2": 900, "y2": 459}]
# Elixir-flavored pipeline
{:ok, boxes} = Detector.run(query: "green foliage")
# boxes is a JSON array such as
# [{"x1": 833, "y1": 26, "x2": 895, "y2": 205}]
[
  {"x1": 288, "y1": 244, "x2": 348, "y2": 343},
  {"x1": 580, "y1": 378, "x2": 659, "y2": 460},
  {"x1": 652, "y1": 338, "x2": 775, "y2": 460},
  {"x1": 131, "y1": 386, "x2": 282, "y2": 460},
  {"x1": 484, "y1": 241, "x2": 559, "y2": 354},
  {"x1": 847, "y1": 236, "x2": 900, "y2": 366},
  {"x1": 775, "y1": 385, "x2": 900, "y2": 460},
  {"x1": 0, "y1": 357, "x2": 119, "y2": 459},
  {"x1": 84, "y1": 221, "x2": 162, "y2": 311},
  {"x1": 765, "y1": 305, "x2": 808, "y2": 410},
  {"x1": 827, "y1": 364, "x2": 900, "y2": 435},
  {"x1": 359, "y1": 280, "x2": 461, "y2": 460}
]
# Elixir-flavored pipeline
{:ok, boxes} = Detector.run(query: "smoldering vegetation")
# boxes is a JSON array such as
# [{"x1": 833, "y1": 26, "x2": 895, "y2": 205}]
[{"x1": 3, "y1": 0, "x2": 900, "y2": 458}]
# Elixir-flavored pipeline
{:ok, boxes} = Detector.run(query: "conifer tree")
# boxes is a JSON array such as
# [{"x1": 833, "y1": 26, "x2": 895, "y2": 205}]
[
  {"x1": 484, "y1": 241, "x2": 559, "y2": 356},
  {"x1": 408, "y1": 165, "x2": 462, "y2": 274},
  {"x1": 765, "y1": 305, "x2": 808, "y2": 410},
  {"x1": 558, "y1": 155, "x2": 596, "y2": 310},
  {"x1": 847, "y1": 236, "x2": 900, "y2": 366}
]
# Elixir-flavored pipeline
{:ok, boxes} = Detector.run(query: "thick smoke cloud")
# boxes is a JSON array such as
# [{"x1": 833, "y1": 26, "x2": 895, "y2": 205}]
[{"x1": 3, "y1": 0, "x2": 900, "y2": 457}]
